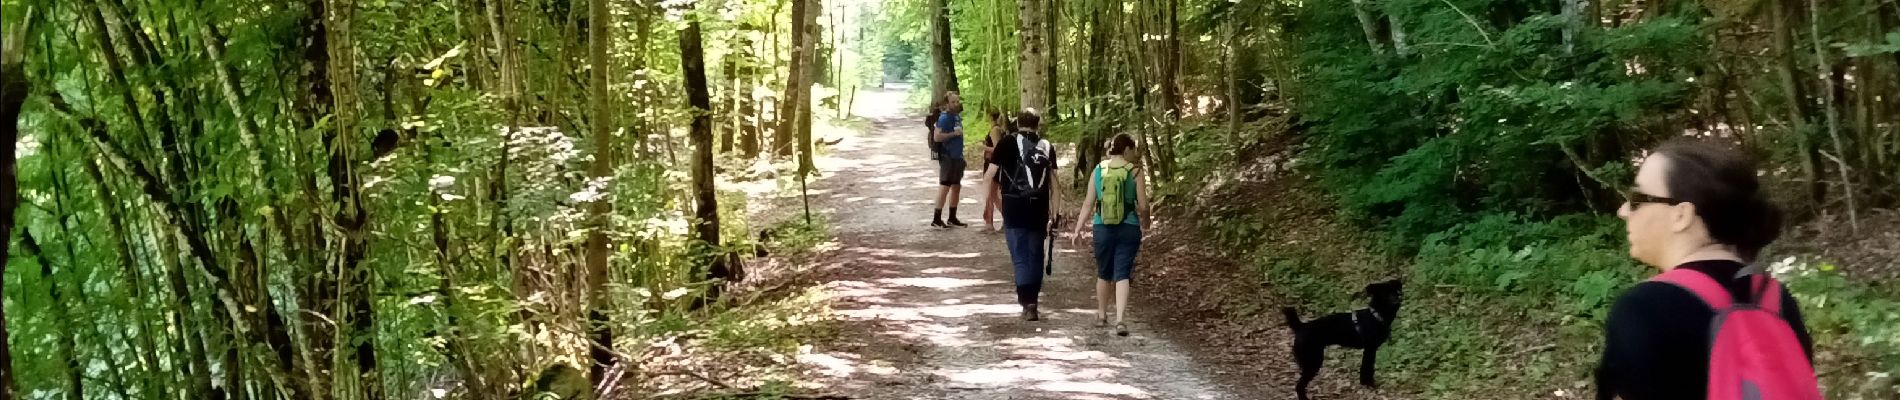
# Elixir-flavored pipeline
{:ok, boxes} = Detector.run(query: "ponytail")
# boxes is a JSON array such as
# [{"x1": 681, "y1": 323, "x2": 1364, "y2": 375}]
[{"x1": 1654, "y1": 139, "x2": 1783, "y2": 261}]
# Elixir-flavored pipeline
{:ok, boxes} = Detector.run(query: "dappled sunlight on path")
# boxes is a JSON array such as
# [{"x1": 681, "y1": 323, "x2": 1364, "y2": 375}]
[{"x1": 795, "y1": 87, "x2": 1239, "y2": 400}]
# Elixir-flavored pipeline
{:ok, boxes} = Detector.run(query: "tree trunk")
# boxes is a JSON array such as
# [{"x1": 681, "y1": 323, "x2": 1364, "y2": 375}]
[
  {"x1": 1076, "y1": 0, "x2": 1109, "y2": 182},
  {"x1": 740, "y1": 40, "x2": 763, "y2": 159},
  {"x1": 1154, "y1": 0, "x2": 1181, "y2": 177},
  {"x1": 1349, "y1": 0, "x2": 1386, "y2": 54},
  {"x1": 485, "y1": 0, "x2": 524, "y2": 279},
  {"x1": 199, "y1": 18, "x2": 304, "y2": 392},
  {"x1": 0, "y1": 8, "x2": 33, "y2": 398},
  {"x1": 292, "y1": 0, "x2": 341, "y2": 397},
  {"x1": 1808, "y1": 0, "x2": 1856, "y2": 227},
  {"x1": 1226, "y1": 16, "x2": 1241, "y2": 145},
  {"x1": 315, "y1": 0, "x2": 382, "y2": 398},
  {"x1": 679, "y1": 3, "x2": 730, "y2": 298},
  {"x1": 798, "y1": 0, "x2": 822, "y2": 174},
  {"x1": 1388, "y1": 1, "x2": 1410, "y2": 55},
  {"x1": 775, "y1": 0, "x2": 809, "y2": 158},
  {"x1": 154, "y1": 221, "x2": 216, "y2": 399},
  {"x1": 722, "y1": 54, "x2": 740, "y2": 154},
  {"x1": 41, "y1": 155, "x2": 102, "y2": 400},
  {"x1": 82, "y1": 158, "x2": 168, "y2": 400},
  {"x1": 1019, "y1": 0, "x2": 1050, "y2": 113},
  {"x1": 1771, "y1": 0, "x2": 1825, "y2": 208},
  {"x1": 585, "y1": 0, "x2": 618, "y2": 384},
  {"x1": 18, "y1": 233, "x2": 83, "y2": 400},
  {"x1": 929, "y1": 0, "x2": 960, "y2": 99},
  {"x1": 1044, "y1": 0, "x2": 1059, "y2": 119},
  {"x1": 1559, "y1": 0, "x2": 1588, "y2": 55}
]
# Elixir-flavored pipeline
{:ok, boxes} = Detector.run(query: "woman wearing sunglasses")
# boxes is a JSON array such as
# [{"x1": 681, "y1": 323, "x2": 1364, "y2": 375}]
[{"x1": 1595, "y1": 139, "x2": 1821, "y2": 400}]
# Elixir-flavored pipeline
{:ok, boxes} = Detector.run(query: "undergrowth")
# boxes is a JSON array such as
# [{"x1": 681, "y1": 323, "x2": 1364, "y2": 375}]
[{"x1": 584, "y1": 204, "x2": 839, "y2": 399}]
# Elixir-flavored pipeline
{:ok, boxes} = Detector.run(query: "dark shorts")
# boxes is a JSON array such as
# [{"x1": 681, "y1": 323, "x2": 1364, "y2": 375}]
[
  {"x1": 1092, "y1": 223, "x2": 1142, "y2": 281},
  {"x1": 938, "y1": 156, "x2": 966, "y2": 186}
]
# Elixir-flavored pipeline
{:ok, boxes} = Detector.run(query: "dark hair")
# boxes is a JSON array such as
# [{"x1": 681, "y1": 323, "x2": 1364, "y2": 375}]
[
  {"x1": 1015, "y1": 110, "x2": 1041, "y2": 131},
  {"x1": 1107, "y1": 133, "x2": 1137, "y2": 156},
  {"x1": 1652, "y1": 139, "x2": 1783, "y2": 261}
]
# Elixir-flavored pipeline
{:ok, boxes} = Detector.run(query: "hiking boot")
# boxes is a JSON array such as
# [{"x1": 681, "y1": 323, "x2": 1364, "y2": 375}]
[{"x1": 1023, "y1": 304, "x2": 1041, "y2": 321}]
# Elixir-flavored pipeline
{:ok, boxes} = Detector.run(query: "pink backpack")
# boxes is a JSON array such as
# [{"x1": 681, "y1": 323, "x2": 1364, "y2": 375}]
[{"x1": 1651, "y1": 268, "x2": 1825, "y2": 400}]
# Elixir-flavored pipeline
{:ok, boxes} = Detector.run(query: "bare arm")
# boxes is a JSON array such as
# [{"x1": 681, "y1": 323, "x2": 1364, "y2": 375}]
[
  {"x1": 980, "y1": 165, "x2": 1000, "y2": 210},
  {"x1": 933, "y1": 126, "x2": 962, "y2": 142},
  {"x1": 1072, "y1": 168, "x2": 1098, "y2": 240},
  {"x1": 1048, "y1": 163, "x2": 1063, "y2": 233},
  {"x1": 1136, "y1": 168, "x2": 1152, "y2": 231}
]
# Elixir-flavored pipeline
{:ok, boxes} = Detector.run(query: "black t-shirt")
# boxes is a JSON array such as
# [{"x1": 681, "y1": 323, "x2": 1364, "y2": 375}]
[
  {"x1": 1595, "y1": 260, "x2": 1814, "y2": 400},
  {"x1": 989, "y1": 131, "x2": 1056, "y2": 230}
]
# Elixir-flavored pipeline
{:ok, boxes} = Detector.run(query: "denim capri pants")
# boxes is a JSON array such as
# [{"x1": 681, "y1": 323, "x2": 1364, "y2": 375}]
[{"x1": 1092, "y1": 223, "x2": 1142, "y2": 281}]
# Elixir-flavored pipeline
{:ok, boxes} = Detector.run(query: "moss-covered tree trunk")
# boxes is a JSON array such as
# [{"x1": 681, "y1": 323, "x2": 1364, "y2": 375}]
[
  {"x1": 775, "y1": 0, "x2": 809, "y2": 158},
  {"x1": 929, "y1": 0, "x2": 960, "y2": 100},
  {"x1": 584, "y1": 0, "x2": 618, "y2": 384},
  {"x1": 681, "y1": 2, "x2": 730, "y2": 298},
  {"x1": 797, "y1": 0, "x2": 821, "y2": 174},
  {"x1": 1018, "y1": 0, "x2": 1050, "y2": 113}
]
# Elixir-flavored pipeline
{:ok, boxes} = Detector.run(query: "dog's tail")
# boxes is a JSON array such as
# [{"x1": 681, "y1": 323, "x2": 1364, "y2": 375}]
[{"x1": 1281, "y1": 307, "x2": 1303, "y2": 331}]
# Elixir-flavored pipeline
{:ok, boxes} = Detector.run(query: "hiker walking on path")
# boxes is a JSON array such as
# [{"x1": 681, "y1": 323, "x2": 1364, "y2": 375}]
[
  {"x1": 981, "y1": 110, "x2": 1061, "y2": 321},
  {"x1": 1070, "y1": 133, "x2": 1151, "y2": 336},
  {"x1": 930, "y1": 92, "x2": 968, "y2": 228},
  {"x1": 982, "y1": 109, "x2": 1014, "y2": 231},
  {"x1": 1595, "y1": 139, "x2": 1820, "y2": 400}
]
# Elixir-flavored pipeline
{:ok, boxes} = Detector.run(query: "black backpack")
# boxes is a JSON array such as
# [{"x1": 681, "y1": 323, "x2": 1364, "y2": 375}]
[
  {"x1": 925, "y1": 111, "x2": 944, "y2": 159},
  {"x1": 1001, "y1": 131, "x2": 1053, "y2": 202}
]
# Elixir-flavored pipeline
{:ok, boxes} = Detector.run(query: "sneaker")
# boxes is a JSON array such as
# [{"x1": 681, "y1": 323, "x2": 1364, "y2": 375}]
[
  {"x1": 947, "y1": 218, "x2": 969, "y2": 227},
  {"x1": 931, "y1": 219, "x2": 948, "y2": 228},
  {"x1": 1115, "y1": 323, "x2": 1129, "y2": 337}
]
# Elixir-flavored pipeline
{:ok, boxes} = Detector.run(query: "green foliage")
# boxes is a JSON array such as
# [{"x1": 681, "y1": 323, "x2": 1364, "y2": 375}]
[
  {"x1": 1413, "y1": 214, "x2": 1637, "y2": 312},
  {"x1": 1778, "y1": 258, "x2": 1900, "y2": 396},
  {"x1": 1294, "y1": 1, "x2": 1704, "y2": 243},
  {"x1": 946, "y1": 0, "x2": 1020, "y2": 112},
  {"x1": 1843, "y1": 30, "x2": 1900, "y2": 57},
  {"x1": 5, "y1": 0, "x2": 880, "y2": 397}
]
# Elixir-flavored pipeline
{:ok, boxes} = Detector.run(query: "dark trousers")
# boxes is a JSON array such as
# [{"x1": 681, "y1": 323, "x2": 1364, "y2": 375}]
[{"x1": 1003, "y1": 227, "x2": 1048, "y2": 305}]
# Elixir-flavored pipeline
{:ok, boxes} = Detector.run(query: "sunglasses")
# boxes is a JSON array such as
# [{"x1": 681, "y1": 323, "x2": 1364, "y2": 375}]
[{"x1": 1624, "y1": 190, "x2": 1684, "y2": 208}]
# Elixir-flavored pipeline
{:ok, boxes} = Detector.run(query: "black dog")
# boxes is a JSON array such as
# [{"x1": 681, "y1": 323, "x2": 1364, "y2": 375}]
[{"x1": 1281, "y1": 279, "x2": 1403, "y2": 400}]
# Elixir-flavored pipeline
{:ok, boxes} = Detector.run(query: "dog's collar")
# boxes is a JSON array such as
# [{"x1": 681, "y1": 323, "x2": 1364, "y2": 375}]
[
  {"x1": 1362, "y1": 307, "x2": 1386, "y2": 323},
  {"x1": 1352, "y1": 308, "x2": 1386, "y2": 336}
]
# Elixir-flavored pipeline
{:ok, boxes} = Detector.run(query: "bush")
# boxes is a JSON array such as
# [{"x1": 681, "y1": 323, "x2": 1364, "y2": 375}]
[
  {"x1": 1292, "y1": 0, "x2": 1704, "y2": 245},
  {"x1": 1380, "y1": 213, "x2": 1640, "y2": 396}
]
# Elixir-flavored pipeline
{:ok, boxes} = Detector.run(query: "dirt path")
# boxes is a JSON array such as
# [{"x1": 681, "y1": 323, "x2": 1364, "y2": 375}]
[{"x1": 793, "y1": 87, "x2": 1251, "y2": 400}]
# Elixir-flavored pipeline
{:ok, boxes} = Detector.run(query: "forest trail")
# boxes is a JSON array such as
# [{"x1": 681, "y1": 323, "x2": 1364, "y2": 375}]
[{"x1": 791, "y1": 87, "x2": 1248, "y2": 400}]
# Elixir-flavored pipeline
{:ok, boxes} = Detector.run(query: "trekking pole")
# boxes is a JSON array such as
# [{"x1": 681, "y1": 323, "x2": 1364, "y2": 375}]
[{"x1": 1045, "y1": 215, "x2": 1060, "y2": 276}]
